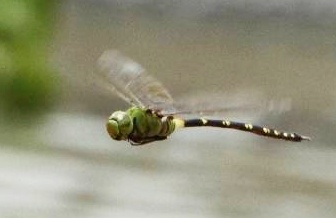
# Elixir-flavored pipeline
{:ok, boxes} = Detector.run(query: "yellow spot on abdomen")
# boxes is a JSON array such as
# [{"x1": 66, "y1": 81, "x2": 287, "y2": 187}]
[
  {"x1": 245, "y1": 124, "x2": 253, "y2": 130},
  {"x1": 263, "y1": 127, "x2": 270, "y2": 134},
  {"x1": 222, "y1": 120, "x2": 231, "y2": 126},
  {"x1": 173, "y1": 118, "x2": 185, "y2": 129},
  {"x1": 201, "y1": 118, "x2": 208, "y2": 125}
]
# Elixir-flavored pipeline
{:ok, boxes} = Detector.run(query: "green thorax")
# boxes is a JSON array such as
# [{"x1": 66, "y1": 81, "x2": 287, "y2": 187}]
[{"x1": 126, "y1": 107, "x2": 175, "y2": 144}]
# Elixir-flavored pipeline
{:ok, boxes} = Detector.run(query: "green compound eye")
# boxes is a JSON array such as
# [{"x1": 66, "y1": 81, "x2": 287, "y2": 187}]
[
  {"x1": 106, "y1": 119, "x2": 120, "y2": 140},
  {"x1": 106, "y1": 111, "x2": 133, "y2": 141}
]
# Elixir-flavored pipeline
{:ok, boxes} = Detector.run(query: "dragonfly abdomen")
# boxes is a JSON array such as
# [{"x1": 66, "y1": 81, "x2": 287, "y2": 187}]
[{"x1": 174, "y1": 118, "x2": 310, "y2": 142}]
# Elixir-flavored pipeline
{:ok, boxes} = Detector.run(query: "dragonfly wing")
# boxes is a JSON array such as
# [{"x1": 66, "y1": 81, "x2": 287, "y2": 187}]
[
  {"x1": 98, "y1": 50, "x2": 176, "y2": 111},
  {"x1": 172, "y1": 90, "x2": 292, "y2": 118}
]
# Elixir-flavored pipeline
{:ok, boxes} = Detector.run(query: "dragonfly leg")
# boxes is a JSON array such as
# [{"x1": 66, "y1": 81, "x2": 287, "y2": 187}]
[{"x1": 129, "y1": 136, "x2": 168, "y2": 146}]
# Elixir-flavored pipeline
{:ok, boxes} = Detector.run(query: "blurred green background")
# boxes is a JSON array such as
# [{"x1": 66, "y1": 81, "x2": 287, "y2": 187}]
[
  {"x1": 0, "y1": 0, "x2": 57, "y2": 119},
  {"x1": 0, "y1": 1, "x2": 336, "y2": 217}
]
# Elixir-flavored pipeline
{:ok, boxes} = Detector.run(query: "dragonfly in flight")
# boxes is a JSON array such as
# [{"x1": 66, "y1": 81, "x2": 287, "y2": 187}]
[{"x1": 98, "y1": 50, "x2": 310, "y2": 145}]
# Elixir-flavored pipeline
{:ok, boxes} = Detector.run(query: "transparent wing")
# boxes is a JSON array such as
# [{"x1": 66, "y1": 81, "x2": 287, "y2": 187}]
[
  {"x1": 98, "y1": 50, "x2": 176, "y2": 112},
  {"x1": 171, "y1": 89, "x2": 292, "y2": 119}
]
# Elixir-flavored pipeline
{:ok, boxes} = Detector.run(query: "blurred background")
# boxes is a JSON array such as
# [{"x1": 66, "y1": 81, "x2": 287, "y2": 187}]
[{"x1": 0, "y1": 0, "x2": 336, "y2": 217}]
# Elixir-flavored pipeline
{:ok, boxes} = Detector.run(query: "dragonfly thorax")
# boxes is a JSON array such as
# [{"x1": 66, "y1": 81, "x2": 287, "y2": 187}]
[{"x1": 106, "y1": 111, "x2": 133, "y2": 141}]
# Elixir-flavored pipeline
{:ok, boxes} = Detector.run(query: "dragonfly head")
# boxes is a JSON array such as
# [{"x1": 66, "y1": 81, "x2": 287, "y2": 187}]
[{"x1": 106, "y1": 111, "x2": 133, "y2": 141}]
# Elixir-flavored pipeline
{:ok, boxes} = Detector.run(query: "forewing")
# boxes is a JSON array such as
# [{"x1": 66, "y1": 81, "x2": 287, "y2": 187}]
[{"x1": 98, "y1": 50, "x2": 175, "y2": 111}]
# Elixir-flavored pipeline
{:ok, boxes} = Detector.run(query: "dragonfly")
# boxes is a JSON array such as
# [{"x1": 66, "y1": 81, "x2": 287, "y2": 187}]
[{"x1": 98, "y1": 50, "x2": 310, "y2": 145}]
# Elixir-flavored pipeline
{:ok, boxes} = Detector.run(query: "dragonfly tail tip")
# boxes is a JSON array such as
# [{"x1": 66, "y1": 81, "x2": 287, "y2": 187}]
[{"x1": 301, "y1": 135, "x2": 311, "y2": 141}]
